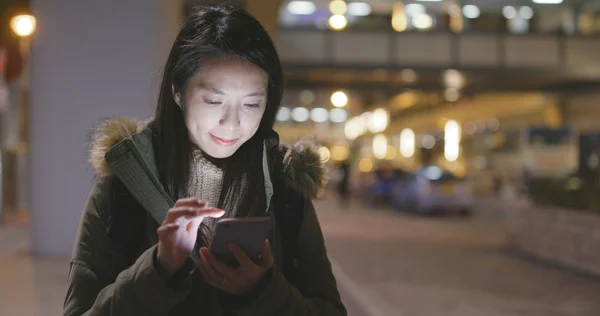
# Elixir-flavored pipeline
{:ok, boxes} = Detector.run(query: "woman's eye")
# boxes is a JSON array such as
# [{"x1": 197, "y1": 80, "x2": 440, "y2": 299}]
[
  {"x1": 244, "y1": 103, "x2": 261, "y2": 108},
  {"x1": 204, "y1": 100, "x2": 222, "y2": 106}
]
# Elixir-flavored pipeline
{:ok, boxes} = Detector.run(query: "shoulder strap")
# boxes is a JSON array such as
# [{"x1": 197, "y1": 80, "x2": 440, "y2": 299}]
[
  {"x1": 105, "y1": 177, "x2": 148, "y2": 268},
  {"x1": 273, "y1": 180, "x2": 305, "y2": 286}
]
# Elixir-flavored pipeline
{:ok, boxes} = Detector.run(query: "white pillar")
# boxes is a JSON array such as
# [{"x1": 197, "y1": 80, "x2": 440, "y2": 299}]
[{"x1": 29, "y1": 0, "x2": 181, "y2": 256}]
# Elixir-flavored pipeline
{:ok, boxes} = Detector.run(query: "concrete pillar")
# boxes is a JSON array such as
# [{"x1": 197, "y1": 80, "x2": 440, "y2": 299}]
[{"x1": 29, "y1": 0, "x2": 182, "y2": 256}]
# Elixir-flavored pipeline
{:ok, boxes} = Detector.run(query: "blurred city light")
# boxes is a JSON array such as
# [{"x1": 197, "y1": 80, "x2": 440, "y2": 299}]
[
  {"x1": 347, "y1": 2, "x2": 371, "y2": 16},
  {"x1": 444, "y1": 69, "x2": 465, "y2": 89},
  {"x1": 400, "y1": 69, "x2": 418, "y2": 83},
  {"x1": 487, "y1": 118, "x2": 500, "y2": 131},
  {"x1": 368, "y1": 108, "x2": 389, "y2": 133},
  {"x1": 329, "y1": 0, "x2": 348, "y2": 15},
  {"x1": 358, "y1": 158, "x2": 373, "y2": 172},
  {"x1": 448, "y1": 3, "x2": 463, "y2": 32},
  {"x1": 329, "y1": 108, "x2": 348, "y2": 123},
  {"x1": 445, "y1": 88, "x2": 460, "y2": 102},
  {"x1": 330, "y1": 145, "x2": 350, "y2": 161},
  {"x1": 329, "y1": 14, "x2": 348, "y2": 30},
  {"x1": 299, "y1": 89, "x2": 316, "y2": 104},
  {"x1": 276, "y1": 106, "x2": 291, "y2": 122},
  {"x1": 444, "y1": 120, "x2": 461, "y2": 162},
  {"x1": 310, "y1": 107, "x2": 329, "y2": 123},
  {"x1": 405, "y1": 4, "x2": 425, "y2": 16},
  {"x1": 10, "y1": 15, "x2": 36, "y2": 37},
  {"x1": 400, "y1": 128, "x2": 415, "y2": 158},
  {"x1": 464, "y1": 121, "x2": 477, "y2": 135},
  {"x1": 445, "y1": 120, "x2": 461, "y2": 143},
  {"x1": 344, "y1": 117, "x2": 361, "y2": 140},
  {"x1": 287, "y1": 1, "x2": 316, "y2": 15},
  {"x1": 373, "y1": 134, "x2": 388, "y2": 159},
  {"x1": 503, "y1": 6, "x2": 517, "y2": 19},
  {"x1": 462, "y1": 5, "x2": 480, "y2": 19},
  {"x1": 331, "y1": 91, "x2": 348, "y2": 107},
  {"x1": 412, "y1": 14, "x2": 433, "y2": 30},
  {"x1": 519, "y1": 6, "x2": 534, "y2": 19},
  {"x1": 359, "y1": 112, "x2": 371, "y2": 134},
  {"x1": 392, "y1": 3, "x2": 407, "y2": 32},
  {"x1": 318, "y1": 146, "x2": 331, "y2": 163},
  {"x1": 422, "y1": 134, "x2": 436, "y2": 149},
  {"x1": 291, "y1": 107, "x2": 310, "y2": 122}
]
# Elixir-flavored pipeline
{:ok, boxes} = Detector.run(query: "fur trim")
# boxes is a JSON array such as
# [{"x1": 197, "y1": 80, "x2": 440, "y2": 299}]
[
  {"x1": 89, "y1": 117, "x2": 145, "y2": 178},
  {"x1": 89, "y1": 117, "x2": 328, "y2": 197},
  {"x1": 282, "y1": 139, "x2": 328, "y2": 199}
]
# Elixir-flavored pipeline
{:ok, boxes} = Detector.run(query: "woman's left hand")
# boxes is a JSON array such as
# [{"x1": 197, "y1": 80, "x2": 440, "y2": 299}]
[{"x1": 198, "y1": 240, "x2": 274, "y2": 295}]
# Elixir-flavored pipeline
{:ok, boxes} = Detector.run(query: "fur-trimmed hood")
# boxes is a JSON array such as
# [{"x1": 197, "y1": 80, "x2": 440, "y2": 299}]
[{"x1": 89, "y1": 117, "x2": 328, "y2": 198}]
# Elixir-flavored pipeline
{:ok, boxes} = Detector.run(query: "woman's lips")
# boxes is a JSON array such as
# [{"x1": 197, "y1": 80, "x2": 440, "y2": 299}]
[{"x1": 210, "y1": 134, "x2": 239, "y2": 146}]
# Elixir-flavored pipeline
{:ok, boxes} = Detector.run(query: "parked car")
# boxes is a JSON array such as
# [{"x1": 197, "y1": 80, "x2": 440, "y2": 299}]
[
  {"x1": 359, "y1": 166, "x2": 411, "y2": 206},
  {"x1": 391, "y1": 165, "x2": 473, "y2": 215}
]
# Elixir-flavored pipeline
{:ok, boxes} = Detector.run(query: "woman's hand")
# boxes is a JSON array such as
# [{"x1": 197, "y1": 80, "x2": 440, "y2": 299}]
[
  {"x1": 198, "y1": 240, "x2": 274, "y2": 296},
  {"x1": 156, "y1": 198, "x2": 225, "y2": 279}
]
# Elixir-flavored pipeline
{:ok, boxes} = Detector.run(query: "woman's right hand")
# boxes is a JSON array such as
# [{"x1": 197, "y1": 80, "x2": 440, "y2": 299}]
[{"x1": 156, "y1": 198, "x2": 225, "y2": 279}]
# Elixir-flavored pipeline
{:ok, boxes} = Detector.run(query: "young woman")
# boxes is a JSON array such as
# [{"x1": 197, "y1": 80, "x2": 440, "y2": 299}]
[{"x1": 63, "y1": 5, "x2": 347, "y2": 316}]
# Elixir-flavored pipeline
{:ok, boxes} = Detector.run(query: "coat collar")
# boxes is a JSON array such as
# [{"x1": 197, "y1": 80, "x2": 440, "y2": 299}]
[{"x1": 89, "y1": 117, "x2": 328, "y2": 223}]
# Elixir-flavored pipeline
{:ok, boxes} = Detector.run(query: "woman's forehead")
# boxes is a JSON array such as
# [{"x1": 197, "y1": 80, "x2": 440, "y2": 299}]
[{"x1": 189, "y1": 56, "x2": 268, "y2": 92}]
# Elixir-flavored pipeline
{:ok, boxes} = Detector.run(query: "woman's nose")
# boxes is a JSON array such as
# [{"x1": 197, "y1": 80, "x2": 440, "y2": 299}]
[{"x1": 219, "y1": 105, "x2": 240, "y2": 130}]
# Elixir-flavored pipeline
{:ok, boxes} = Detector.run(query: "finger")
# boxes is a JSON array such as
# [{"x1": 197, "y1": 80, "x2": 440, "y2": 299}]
[
  {"x1": 198, "y1": 208, "x2": 226, "y2": 219},
  {"x1": 175, "y1": 198, "x2": 206, "y2": 208},
  {"x1": 199, "y1": 248, "x2": 223, "y2": 282},
  {"x1": 260, "y1": 240, "x2": 275, "y2": 269},
  {"x1": 228, "y1": 243, "x2": 256, "y2": 269},
  {"x1": 164, "y1": 207, "x2": 201, "y2": 224},
  {"x1": 156, "y1": 223, "x2": 179, "y2": 238},
  {"x1": 202, "y1": 248, "x2": 237, "y2": 278},
  {"x1": 164, "y1": 207, "x2": 223, "y2": 224},
  {"x1": 186, "y1": 209, "x2": 225, "y2": 240}
]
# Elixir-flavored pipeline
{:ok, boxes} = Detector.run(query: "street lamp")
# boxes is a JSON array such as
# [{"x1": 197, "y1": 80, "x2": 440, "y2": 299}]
[
  {"x1": 6, "y1": 14, "x2": 36, "y2": 222},
  {"x1": 10, "y1": 15, "x2": 36, "y2": 37}
]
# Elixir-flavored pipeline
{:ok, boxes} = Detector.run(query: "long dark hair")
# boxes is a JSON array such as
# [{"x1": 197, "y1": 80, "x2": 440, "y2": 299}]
[{"x1": 152, "y1": 5, "x2": 284, "y2": 220}]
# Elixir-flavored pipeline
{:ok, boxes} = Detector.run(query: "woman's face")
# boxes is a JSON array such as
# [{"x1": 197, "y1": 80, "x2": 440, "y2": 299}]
[{"x1": 179, "y1": 56, "x2": 268, "y2": 159}]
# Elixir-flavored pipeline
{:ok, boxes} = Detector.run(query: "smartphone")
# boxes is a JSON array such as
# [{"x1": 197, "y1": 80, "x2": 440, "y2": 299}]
[{"x1": 209, "y1": 217, "x2": 272, "y2": 267}]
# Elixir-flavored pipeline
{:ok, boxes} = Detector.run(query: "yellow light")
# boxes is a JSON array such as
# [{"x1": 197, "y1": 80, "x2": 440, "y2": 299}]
[
  {"x1": 329, "y1": 0, "x2": 348, "y2": 15},
  {"x1": 448, "y1": 4, "x2": 464, "y2": 33},
  {"x1": 10, "y1": 14, "x2": 36, "y2": 37},
  {"x1": 444, "y1": 120, "x2": 461, "y2": 162},
  {"x1": 344, "y1": 117, "x2": 360, "y2": 140},
  {"x1": 372, "y1": 134, "x2": 388, "y2": 159},
  {"x1": 391, "y1": 3, "x2": 407, "y2": 32},
  {"x1": 331, "y1": 91, "x2": 348, "y2": 107},
  {"x1": 331, "y1": 145, "x2": 350, "y2": 161},
  {"x1": 368, "y1": 108, "x2": 389, "y2": 133},
  {"x1": 400, "y1": 128, "x2": 415, "y2": 158},
  {"x1": 318, "y1": 146, "x2": 331, "y2": 163},
  {"x1": 444, "y1": 120, "x2": 461, "y2": 143},
  {"x1": 359, "y1": 158, "x2": 373, "y2": 172},
  {"x1": 329, "y1": 14, "x2": 348, "y2": 30}
]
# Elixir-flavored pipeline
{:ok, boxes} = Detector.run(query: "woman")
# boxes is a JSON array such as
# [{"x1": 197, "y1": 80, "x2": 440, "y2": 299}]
[{"x1": 63, "y1": 5, "x2": 347, "y2": 316}]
